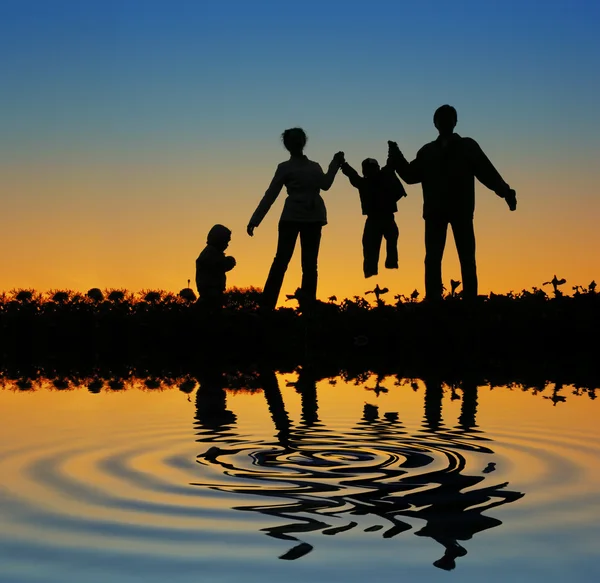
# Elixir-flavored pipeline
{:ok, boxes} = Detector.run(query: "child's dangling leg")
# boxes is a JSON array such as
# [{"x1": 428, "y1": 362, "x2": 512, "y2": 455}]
[
  {"x1": 362, "y1": 216, "x2": 383, "y2": 278},
  {"x1": 383, "y1": 215, "x2": 399, "y2": 269}
]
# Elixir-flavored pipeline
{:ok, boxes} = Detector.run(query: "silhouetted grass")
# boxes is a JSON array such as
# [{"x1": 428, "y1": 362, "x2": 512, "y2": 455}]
[{"x1": 1, "y1": 281, "x2": 598, "y2": 375}]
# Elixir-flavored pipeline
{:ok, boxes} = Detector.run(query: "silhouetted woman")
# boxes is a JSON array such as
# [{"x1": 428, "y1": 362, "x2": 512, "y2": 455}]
[{"x1": 247, "y1": 128, "x2": 344, "y2": 310}]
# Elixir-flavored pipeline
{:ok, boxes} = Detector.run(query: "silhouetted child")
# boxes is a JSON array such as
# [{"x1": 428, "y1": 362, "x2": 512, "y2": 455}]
[
  {"x1": 195, "y1": 224, "x2": 236, "y2": 311},
  {"x1": 341, "y1": 158, "x2": 406, "y2": 278}
]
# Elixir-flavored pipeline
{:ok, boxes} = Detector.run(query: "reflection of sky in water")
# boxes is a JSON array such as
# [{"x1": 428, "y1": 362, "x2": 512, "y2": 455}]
[{"x1": 0, "y1": 373, "x2": 599, "y2": 582}]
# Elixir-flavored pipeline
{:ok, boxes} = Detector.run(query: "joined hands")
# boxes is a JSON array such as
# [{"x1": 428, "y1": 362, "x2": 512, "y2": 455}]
[{"x1": 333, "y1": 151, "x2": 345, "y2": 167}]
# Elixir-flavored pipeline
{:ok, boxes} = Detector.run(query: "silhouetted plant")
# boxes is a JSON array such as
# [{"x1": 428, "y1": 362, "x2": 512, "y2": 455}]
[
  {"x1": 224, "y1": 286, "x2": 262, "y2": 311},
  {"x1": 107, "y1": 289, "x2": 126, "y2": 303},
  {"x1": 143, "y1": 290, "x2": 163, "y2": 304},
  {"x1": 87, "y1": 288, "x2": 104, "y2": 302},
  {"x1": 52, "y1": 378, "x2": 71, "y2": 390},
  {"x1": 543, "y1": 275, "x2": 567, "y2": 297},
  {"x1": 108, "y1": 378, "x2": 125, "y2": 391},
  {"x1": 365, "y1": 375, "x2": 389, "y2": 396},
  {"x1": 449, "y1": 279, "x2": 461, "y2": 298},
  {"x1": 51, "y1": 290, "x2": 71, "y2": 304},
  {"x1": 285, "y1": 288, "x2": 304, "y2": 308},
  {"x1": 14, "y1": 289, "x2": 34, "y2": 303},
  {"x1": 393, "y1": 293, "x2": 409, "y2": 306},
  {"x1": 179, "y1": 378, "x2": 197, "y2": 394},
  {"x1": 365, "y1": 285, "x2": 389, "y2": 307},
  {"x1": 16, "y1": 379, "x2": 33, "y2": 391},
  {"x1": 144, "y1": 378, "x2": 163, "y2": 390},
  {"x1": 179, "y1": 287, "x2": 197, "y2": 302},
  {"x1": 339, "y1": 296, "x2": 370, "y2": 312},
  {"x1": 87, "y1": 379, "x2": 104, "y2": 394}
]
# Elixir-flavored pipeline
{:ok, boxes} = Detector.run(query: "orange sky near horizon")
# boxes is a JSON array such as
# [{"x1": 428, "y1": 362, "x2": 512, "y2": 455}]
[{"x1": 2, "y1": 154, "x2": 599, "y2": 304}]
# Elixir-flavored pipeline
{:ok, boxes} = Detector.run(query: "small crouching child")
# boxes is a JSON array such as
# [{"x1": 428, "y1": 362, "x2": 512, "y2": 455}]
[
  {"x1": 341, "y1": 157, "x2": 407, "y2": 278},
  {"x1": 195, "y1": 224, "x2": 236, "y2": 311}
]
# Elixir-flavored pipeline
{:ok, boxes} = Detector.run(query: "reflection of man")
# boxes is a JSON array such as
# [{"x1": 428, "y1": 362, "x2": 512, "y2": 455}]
[
  {"x1": 408, "y1": 475, "x2": 524, "y2": 570},
  {"x1": 389, "y1": 105, "x2": 517, "y2": 301},
  {"x1": 411, "y1": 378, "x2": 524, "y2": 570}
]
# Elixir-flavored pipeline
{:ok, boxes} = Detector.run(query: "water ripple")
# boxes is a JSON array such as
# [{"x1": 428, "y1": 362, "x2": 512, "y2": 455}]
[{"x1": 1, "y1": 378, "x2": 600, "y2": 581}]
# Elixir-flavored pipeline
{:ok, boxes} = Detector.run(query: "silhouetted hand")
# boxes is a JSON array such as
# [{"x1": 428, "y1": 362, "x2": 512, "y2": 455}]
[
  {"x1": 388, "y1": 140, "x2": 401, "y2": 157},
  {"x1": 387, "y1": 141, "x2": 402, "y2": 167},
  {"x1": 247, "y1": 223, "x2": 256, "y2": 237},
  {"x1": 505, "y1": 188, "x2": 517, "y2": 211},
  {"x1": 333, "y1": 151, "x2": 345, "y2": 167}
]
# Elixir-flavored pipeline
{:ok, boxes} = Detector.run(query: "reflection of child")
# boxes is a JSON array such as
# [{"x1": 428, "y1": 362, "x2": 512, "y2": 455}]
[
  {"x1": 195, "y1": 224, "x2": 236, "y2": 310},
  {"x1": 341, "y1": 158, "x2": 407, "y2": 278}
]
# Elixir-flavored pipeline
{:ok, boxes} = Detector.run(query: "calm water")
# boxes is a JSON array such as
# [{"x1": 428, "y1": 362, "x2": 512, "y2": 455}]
[{"x1": 1, "y1": 372, "x2": 599, "y2": 583}]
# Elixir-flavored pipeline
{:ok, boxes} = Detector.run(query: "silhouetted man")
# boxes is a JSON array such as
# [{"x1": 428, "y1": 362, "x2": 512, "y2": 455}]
[{"x1": 388, "y1": 105, "x2": 517, "y2": 301}]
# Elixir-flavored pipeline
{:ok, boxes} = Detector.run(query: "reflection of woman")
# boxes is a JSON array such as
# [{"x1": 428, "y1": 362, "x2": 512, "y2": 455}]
[{"x1": 247, "y1": 128, "x2": 344, "y2": 310}]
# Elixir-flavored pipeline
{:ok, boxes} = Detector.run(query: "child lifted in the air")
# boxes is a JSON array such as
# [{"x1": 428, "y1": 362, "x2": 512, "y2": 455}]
[{"x1": 341, "y1": 156, "x2": 407, "y2": 278}]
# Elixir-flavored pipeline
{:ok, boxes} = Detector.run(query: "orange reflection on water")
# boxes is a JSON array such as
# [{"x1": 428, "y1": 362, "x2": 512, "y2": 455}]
[{"x1": 1, "y1": 372, "x2": 599, "y2": 569}]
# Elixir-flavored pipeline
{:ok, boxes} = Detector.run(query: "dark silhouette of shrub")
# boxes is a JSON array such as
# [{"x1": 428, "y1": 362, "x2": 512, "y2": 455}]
[
  {"x1": 107, "y1": 290, "x2": 126, "y2": 303},
  {"x1": 14, "y1": 290, "x2": 34, "y2": 302},
  {"x1": 87, "y1": 288, "x2": 104, "y2": 302},
  {"x1": 143, "y1": 290, "x2": 163, "y2": 304},
  {"x1": 51, "y1": 290, "x2": 70, "y2": 304},
  {"x1": 179, "y1": 287, "x2": 197, "y2": 302},
  {"x1": 224, "y1": 286, "x2": 262, "y2": 311}
]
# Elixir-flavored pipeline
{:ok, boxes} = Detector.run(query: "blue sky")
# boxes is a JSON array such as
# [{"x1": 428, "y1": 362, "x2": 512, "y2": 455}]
[{"x1": 2, "y1": 0, "x2": 599, "y2": 161}]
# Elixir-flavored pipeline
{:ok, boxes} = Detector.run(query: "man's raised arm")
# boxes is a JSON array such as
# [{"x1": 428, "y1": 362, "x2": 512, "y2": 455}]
[{"x1": 387, "y1": 140, "x2": 422, "y2": 184}]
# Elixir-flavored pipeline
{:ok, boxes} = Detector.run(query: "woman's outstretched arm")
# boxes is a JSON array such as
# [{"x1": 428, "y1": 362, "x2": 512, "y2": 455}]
[
  {"x1": 321, "y1": 151, "x2": 345, "y2": 190},
  {"x1": 247, "y1": 163, "x2": 287, "y2": 235}
]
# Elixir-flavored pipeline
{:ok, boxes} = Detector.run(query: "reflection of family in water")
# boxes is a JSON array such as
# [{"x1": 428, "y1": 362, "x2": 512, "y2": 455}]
[
  {"x1": 196, "y1": 105, "x2": 517, "y2": 311},
  {"x1": 193, "y1": 368, "x2": 524, "y2": 570}
]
